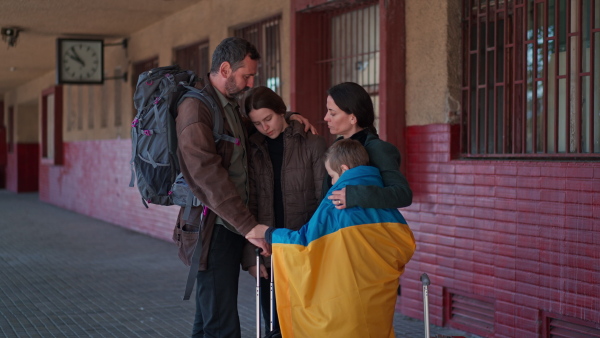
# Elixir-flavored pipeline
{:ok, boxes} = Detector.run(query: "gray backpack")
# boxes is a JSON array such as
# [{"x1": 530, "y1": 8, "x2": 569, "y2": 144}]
[{"x1": 129, "y1": 65, "x2": 237, "y2": 218}]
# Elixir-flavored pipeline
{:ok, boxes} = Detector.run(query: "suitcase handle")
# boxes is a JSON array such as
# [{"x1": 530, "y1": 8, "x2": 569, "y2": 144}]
[
  {"x1": 256, "y1": 248, "x2": 262, "y2": 338},
  {"x1": 421, "y1": 273, "x2": 430, "y2": 338}
]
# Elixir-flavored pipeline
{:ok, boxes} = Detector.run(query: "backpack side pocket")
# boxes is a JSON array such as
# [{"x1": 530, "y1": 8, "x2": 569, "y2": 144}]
[{"x1": 172, "y1": 223, "x2": 199, "y2": 267}]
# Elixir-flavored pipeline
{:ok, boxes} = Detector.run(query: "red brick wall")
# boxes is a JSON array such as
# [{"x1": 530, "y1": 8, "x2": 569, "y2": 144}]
[
  {"x1": 5, "y1": 143, "x2": 39, "y2": 192},
  {"x1": 399, "y1": 124, "x2": 599, "y2": 337},
  {"x1": 39, "y1": 140, "x2": 179, "y2": 241}
]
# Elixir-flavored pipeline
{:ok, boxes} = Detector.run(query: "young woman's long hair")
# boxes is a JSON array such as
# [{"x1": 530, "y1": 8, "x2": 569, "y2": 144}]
[{"x1": 243, "y1": 86, "x2": 286, "y2": 116}]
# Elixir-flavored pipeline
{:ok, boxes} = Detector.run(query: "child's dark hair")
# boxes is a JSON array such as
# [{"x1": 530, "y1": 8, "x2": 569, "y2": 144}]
[{"x1": 324, "y1": 139, "x2": 369, "y2": 175}]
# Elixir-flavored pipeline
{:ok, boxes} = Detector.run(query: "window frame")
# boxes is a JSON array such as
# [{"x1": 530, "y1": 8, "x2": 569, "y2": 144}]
[
  {"x1": 461, "y1": 0, "x2": 600, "y2": 159},
  {"x1": 234, "y1": 14, "x2": 283, "y2": 96}
]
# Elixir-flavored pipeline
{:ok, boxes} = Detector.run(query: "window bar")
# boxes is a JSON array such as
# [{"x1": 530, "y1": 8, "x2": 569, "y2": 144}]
[
  {"x1": 520, "y1": 2, "x2": 528, "y2": 154},
  {"x1": 334, "y1": 12, "x2": 340, "y2": 86},
  {"x1": 536, "y1": 1, "x2": 548, "y2": 154},
  {"x1": 352, "y1": 9, "x2": 357, "y2": 87},
  {"x1": 366, "y1": 6, "x2": 371, "y2": 92},
  {"x1": 491, "y1": 1, "x2": 496, "y2": 154},
  {"x1": 317, "y1": 13, "x2": 324, "y2": 128},
  {"x1": 322, "y1": 12, "x2": 329, "y2": 106},
  {"x1": 475, "y1": 13, "x2": 481, "y2": 154},
  {"x1": 503, "y1": 3, "x2": 512, "y2": 154},
  {"x1": 331, "y1": 13, "x2": 336, "y2": 87},
  {"x1": 512, "y1": 2, "x2": 519, "y2": 153},
  {"x1": 278, "y1": 19, "x2": 282, "y2": 96},
  {"x1": 363, "y1": 7, "x2": 372, "y2": 95},
  {"x1": 511, "y1": 0, "x2": 517, "y2": 153},
  {"x1": 472, "y1": 0, "x2": 477, "y2": 154},
  {"x1": 504, "y1": 2, "x2": 517, "y2": 154},
  {"x1": 576, "y1": 0, "x2": 583, "y2": 153},
  {"x1": 531, "y1": 0, "x2": 539, "y2": 154},
  {"x1": 542, "y1": 0, "x2": 549, "y2": 154},
  {"x1": 483, "y1": 7, "x2": 489, "y2": 154},
  {"x1": 364, "y1": 6, "x2": 368, "y2": 91},
  {"x1": 265, "y1": 21, "x2": 270, "y2": 91},
  {"x1": 267, "y1": 21, "x2": 273, "y2": 93},
  {"x1": 341, "y1": 10, "x2": 346, "y2": 85},
  {"x1": 359, "y1": 9, "x2": 363, "y2": 88},
  {"x1": 497, "y1": 5, "x2": 506, "y2": 154},
  {"x1": 343, "y1": 10, "x2": 349, "y2": 86},
  {"x1": 590, "y1": 0, "x2": 596, "y2": 152},
  {"x1": 462, "y1": 0, "x2": 471, "y2": 154},
  {"x1": 565, "y1": 0, "x2": 572, "y2": 153},
  {"x1": 553, "y1": 0, "x2": 560, "y2": 153}
]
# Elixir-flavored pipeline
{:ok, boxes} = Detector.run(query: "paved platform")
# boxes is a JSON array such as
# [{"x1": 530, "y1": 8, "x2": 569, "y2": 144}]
[{"x1": 0, "y1": 191, "x2": 476, "y2": 337}]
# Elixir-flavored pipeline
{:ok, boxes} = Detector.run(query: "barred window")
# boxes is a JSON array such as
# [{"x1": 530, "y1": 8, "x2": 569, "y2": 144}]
[
  {"x1": 174, "y1": 41, "x2": 210, "y2": 78},
  {"x1": 462, "y1": 0, "x2": 600, "y2": 157},
  {"x1": 328, "y1": 3, "x2": 380, "y2": 131},
  {"x1": 234, "y1": 15, "x2": 282, "y2": 95}
]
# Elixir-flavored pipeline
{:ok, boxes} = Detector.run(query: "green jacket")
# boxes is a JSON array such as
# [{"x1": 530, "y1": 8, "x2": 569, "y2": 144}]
[{"x1": 323, "y1": 129, "x2": 412, "y2": 209}]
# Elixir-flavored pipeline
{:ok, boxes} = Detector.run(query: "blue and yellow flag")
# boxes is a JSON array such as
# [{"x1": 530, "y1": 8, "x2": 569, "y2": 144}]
[{"x1": 271, "y1": 166, "x2": 416, "y2": 338}]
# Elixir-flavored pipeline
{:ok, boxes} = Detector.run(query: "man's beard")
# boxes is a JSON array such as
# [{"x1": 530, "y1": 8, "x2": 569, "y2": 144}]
[{"x1": 225, "y1": 75, "x2": 249, "y2": 100}]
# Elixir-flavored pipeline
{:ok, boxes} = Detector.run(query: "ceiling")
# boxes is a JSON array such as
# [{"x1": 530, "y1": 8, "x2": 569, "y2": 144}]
[{"x1": 0, "y1": 0, "x2": 204, "y2": 96}]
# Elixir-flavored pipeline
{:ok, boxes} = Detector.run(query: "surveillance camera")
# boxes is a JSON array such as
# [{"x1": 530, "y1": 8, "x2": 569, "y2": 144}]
[
  {"x1": 1, "y1": 28, "x2": 18, "y2": 37},
  {"x1": 1, "y1": 27, "x2": 20, "y2": 47}
]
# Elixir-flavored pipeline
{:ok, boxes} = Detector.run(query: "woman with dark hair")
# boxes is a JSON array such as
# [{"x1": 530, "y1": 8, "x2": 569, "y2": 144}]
[
  {"x1": 324, "y1": 81, "x2": 412, "y2": 209},
  {"x1": 241, "y1": 86, "x2": 327, "y2": 336}
]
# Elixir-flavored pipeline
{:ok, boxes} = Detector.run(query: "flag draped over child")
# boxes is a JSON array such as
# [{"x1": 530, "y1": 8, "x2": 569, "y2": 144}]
[{"x1": 270, "y1": 166, "x2": 416, "y2": 338}]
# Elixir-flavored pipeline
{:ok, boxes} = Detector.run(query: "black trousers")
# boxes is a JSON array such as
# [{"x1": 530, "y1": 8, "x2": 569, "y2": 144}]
[{"x1": 192, "y1": 224, "x2": 245, "y2": 338}]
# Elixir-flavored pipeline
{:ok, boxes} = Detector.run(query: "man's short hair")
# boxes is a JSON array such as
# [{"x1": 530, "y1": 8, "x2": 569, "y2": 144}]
[
  {"x1": 210, "y1": 37, "x2": 260, "y2": 74},
  {"x1": 325, "y1": 139, "x2": 369, "y2": 175}
]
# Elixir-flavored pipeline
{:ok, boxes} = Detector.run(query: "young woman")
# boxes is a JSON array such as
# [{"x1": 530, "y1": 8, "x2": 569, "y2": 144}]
[
  {"x1": 241, "y1": 86, "x2": 327, "y2": 336},
  {"x1": 323, "y1": 82, "x2": 412, "y2": 210}
]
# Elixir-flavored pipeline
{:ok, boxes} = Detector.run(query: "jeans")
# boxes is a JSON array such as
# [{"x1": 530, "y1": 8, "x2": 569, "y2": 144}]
[{"x1": 191, "y1": 224, "x2": 245, "y2": 338}]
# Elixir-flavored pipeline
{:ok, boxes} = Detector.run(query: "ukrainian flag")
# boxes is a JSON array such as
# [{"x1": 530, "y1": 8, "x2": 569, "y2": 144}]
[{"x1": 270, "y1": 166, "x2": 416, "y2": 338}]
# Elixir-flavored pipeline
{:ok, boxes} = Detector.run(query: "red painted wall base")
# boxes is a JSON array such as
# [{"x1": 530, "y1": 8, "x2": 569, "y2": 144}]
[
  {"x1": 398, "y1": 124, "x2": 599, "y2": 337},
  {"x1": 35, "y1": 127, "x2": 600, "y2": 337},
  {"x1": 38, "y1": 140, "x2": 178, "y2": 241}
]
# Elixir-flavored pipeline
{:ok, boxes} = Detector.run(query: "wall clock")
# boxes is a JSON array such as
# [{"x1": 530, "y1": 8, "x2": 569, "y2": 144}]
[{"x1": 56, "y1": 38, "x2": 104, "y2": 84}]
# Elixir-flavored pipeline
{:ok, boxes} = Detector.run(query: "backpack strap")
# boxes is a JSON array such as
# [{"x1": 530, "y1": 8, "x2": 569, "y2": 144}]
[
  {"x1": 178, "y1": 86, "x2": 239, "y2": 145},
  {"x1": 182, "y1": 205, "x2": 210, "y2": 300}
]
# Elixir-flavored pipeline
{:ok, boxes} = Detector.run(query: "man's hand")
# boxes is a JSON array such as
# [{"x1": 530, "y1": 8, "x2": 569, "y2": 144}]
[
  {"x1": 328, "y1": 187, "x2": 347, "y2": 209},
  {"x1": 246, "y1": 224, "x2": 271, "y2": 255},
  {"x1": 249, "y1": 264, "x2": 269, "y2": 279},
  {"x1": 290, "y1": 114, "x2": 318, "y2": 134},
  {"x1": 246, "y1": 224, "x2": 269, "y2": 239},
  {"x1": 248, "y1": 237, "x2": 270, "y2": 256}
]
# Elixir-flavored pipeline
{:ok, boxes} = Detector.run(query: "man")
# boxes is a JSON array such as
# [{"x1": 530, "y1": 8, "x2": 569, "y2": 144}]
[
  {"x1": 176, "y1": 37, "x2": 313, "y2": 337},
  {"x1": 176, "y1": 37, "x2": 269, "y2": 338}
]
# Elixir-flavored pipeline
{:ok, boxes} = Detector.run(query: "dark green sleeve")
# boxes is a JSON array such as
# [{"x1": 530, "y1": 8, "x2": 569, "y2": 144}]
[{"x1": 345, "y1": 141, "x2": 412, "y2": 209}]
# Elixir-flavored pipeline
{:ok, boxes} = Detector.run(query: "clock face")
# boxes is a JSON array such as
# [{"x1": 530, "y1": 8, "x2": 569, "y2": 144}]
[{"x1": 57, "y1": 39, "x2": 104, "y2": 84}]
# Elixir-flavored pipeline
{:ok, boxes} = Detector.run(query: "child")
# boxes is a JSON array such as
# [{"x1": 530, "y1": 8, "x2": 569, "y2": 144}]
[{"x1": 246, "y1": 138, "x2": 416, "y2": 338}]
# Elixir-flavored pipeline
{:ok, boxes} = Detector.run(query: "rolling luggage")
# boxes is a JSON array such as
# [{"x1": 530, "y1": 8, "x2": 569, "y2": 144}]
[{"x1": 256, "y1": 249, "x2": 281, "y2": 338}]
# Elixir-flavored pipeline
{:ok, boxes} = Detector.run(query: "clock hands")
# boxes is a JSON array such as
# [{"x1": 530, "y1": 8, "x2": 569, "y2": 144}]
[{"x1": 67, "y1": 46, "x2": 86, "y2": 67}]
